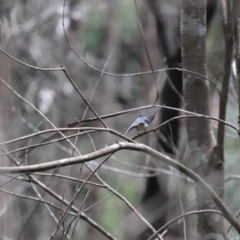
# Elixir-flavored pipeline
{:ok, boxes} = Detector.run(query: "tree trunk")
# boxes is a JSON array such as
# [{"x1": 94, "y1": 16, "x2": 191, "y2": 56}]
[{"x1": 181, "y1": 0, "x2": 226, "y2": 239}]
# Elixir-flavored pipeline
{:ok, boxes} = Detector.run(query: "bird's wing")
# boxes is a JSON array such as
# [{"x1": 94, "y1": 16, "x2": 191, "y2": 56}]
[
  {"x1": 125, "y1": 117, "x2": 144, "y2": 135},
  {"x1": 146, "y1": 107, "x2": 162, "y2": 123},
  {"x1": 125, "y1": 125, "x2": 134, "y2": 135},
  {"x1": 125, "y1": 121, "x2": 138, "y2": 135}
]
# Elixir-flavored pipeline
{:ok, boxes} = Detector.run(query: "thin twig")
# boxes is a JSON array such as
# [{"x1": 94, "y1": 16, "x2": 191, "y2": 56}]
[
  {"x1": 61, "y1": 66, "x2": 108, "y2": 128},
  {"x1": 0, "y1": 78, "x2": 116, "y2": 240},
  {"x1": 82, "y1": 54, "x2": 112, "y2": 119},
  {"x1": 0, "y1": 47, "x2": 64, "y2": 71},
  {"x1": 169, "y1": 124, "x2": 187, "y2": 240},
  {"x1": 60, "y1": 0, "x2": 220, "y2": 95},
  {"x1": 147, "y1": 210, "x2": 222, "y2": 240},
  {"x1": 134, "y1": 0, "x2": 159, "y2": 104},
  {"x1": 1, "y1": 142, "x2": 240, "y2": 234},
  {"x1": 218, "y1": 0, "x2": 233, "y2": 157},
  {"x1": 0, "y1": 76, "x2": 82, "y2": 161},
  {"x1": 49, "y1": 154, "x2": 113, "y2": 239},
  {"x1": 133, "y1": 114, "x2": 238, "y2": 142},
  {"x1": 1, "y1": 127, "x2": 133, "y2": 157},
  {"x1": 0, "y1": 44, "x2": 220, "y2": 93},
  {"x1": 83, "y1": 188, "x2": 119, "y2": 212},
  {"x1": 233, "y1": 16, "x2": 240, "y2": 132}
]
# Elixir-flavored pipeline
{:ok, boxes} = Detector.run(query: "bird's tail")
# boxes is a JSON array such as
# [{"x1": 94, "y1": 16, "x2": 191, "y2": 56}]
[{"x1": 147, "y1": 107, "x2": 162, "y2": 123}]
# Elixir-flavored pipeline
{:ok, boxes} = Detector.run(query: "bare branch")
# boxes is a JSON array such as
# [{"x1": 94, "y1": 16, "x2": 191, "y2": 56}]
[
  {"x1": 218, "y1": 0, "x2": 233, "y2": 157},
  {"x1": 148, "y1": 210, "x2": 222, "y2": 240},
  {"x1": 0, "y1": 47, "x2": 64, "y2": 71},
  {"x1": 0, "y1": 142, "x2": 239, "y2": 234}
]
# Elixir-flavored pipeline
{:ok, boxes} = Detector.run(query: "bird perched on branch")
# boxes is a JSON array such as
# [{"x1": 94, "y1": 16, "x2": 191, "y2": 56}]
[{"x1": 125, "y1": 107, "x2": 162, "y2": 135}]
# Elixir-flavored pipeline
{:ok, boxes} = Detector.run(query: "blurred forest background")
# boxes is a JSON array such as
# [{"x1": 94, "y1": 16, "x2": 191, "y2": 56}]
[{"x1": 1, "y1": 0, "x2": 240, "y2": 239}]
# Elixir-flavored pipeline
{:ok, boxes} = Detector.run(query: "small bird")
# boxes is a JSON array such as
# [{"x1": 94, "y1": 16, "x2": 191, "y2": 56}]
[{"x1": 125, "y1": 107, "x2": 161, "y2": 135}]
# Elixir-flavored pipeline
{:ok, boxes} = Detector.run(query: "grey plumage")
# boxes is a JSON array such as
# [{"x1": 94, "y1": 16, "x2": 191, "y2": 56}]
[{"x1": 125, "y1": 107, "x2": 161, "y2": 135}]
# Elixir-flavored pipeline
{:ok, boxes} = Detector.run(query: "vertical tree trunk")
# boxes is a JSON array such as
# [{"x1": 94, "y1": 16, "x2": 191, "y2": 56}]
[{"x1": 181, "y1": 0, "x2": 226, "y2": 239}]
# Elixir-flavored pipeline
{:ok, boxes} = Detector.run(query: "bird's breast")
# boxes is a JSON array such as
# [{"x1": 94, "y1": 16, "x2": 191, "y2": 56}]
[{"x1": 137, "y1": 122, "x2": 148, "y2": 131}]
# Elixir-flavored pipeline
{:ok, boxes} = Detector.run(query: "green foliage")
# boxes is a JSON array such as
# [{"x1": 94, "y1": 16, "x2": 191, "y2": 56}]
[
  {"x1": 206, "y1": 11, "x2": 225, "y2": 81},
  {"x1": 117, "y1": 0, "x2": 139, "y2": 44},
  {"x1": 82, "y1": 0, "x2": 139, "y2": 54},
  {"x1": 82, "y1": 5, "x2": 105, "y2": 53}
]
